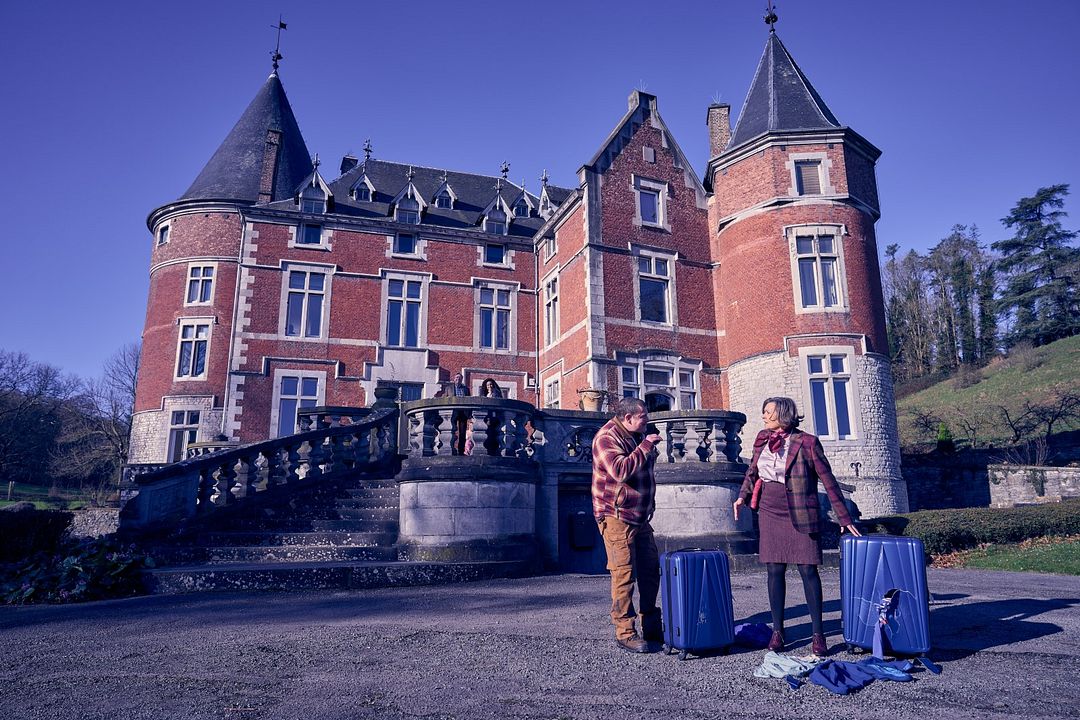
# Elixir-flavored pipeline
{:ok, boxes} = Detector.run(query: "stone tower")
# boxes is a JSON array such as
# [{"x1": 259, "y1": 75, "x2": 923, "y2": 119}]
[
  {"x1": 130, "y1": 71, "x2": 312, "y2": 463},
  {"x1": 704, "y1": 32, "x2": 907, "y2": 517}
]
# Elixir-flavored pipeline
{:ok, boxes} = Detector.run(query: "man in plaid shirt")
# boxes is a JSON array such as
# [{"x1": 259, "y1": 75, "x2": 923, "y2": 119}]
[{"x1": 592, "y1": 397, "x2": 663, "y2": 653}]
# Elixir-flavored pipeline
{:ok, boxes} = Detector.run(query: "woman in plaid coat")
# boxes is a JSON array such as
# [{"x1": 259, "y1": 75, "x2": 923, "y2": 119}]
[{"x1": 733, "y1": 396, "x2": 860, "y2": 656}]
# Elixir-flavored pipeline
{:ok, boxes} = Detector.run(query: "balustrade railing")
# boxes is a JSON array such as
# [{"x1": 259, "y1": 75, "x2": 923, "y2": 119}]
[
  {"x1": 402, "y1": 397, "x2": 536, "y2": 459},
  {"x1": 120, "y1": 408, "x2": 399, "y2": 530},
  {"x1": 650, "y1": 410, "x2": 746, "y2": 465},
  {"x1": 297, "y1": 406, "x2": 373, "y2": 432}
]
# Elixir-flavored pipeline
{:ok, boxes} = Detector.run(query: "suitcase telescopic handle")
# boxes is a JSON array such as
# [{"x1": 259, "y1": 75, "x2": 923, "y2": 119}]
[{"x1": 674, "y1": 547, "x2": 704, "y2": 553}]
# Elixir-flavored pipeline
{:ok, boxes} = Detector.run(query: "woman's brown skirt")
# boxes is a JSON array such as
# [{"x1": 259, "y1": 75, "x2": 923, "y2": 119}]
[{"x1": 757, "y1": 481, "x2": 822, "y2": 565}]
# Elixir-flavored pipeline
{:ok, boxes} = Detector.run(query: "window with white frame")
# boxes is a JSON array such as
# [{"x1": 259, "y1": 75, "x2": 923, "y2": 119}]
[
  {"x1": 387, "y1": 277, "x2": 422, "y2": 347},
  {"x1": 544, "y1": 376, "x2": 560, "y2": 409},
  {"x1": 300, "y1": 186, "x2": 327, "y2": 214},
  {"x1": 543, "y1": 234, "x2": 557, "y2": 261},
  {"x1": 434, "y1": 190, "x2": 452, "y2": 209},
  {"x1": 284, "y1": 269, "x2": 326, "y2": 338},
  {"x1": 679, "y1": 370, "x2": 697, "y2": 410},
  {"x1": 479, "y1": 285, "x2": 512, "y2": 351},
  {"x1": 543, "y1": 276, "x2": 559, "y2": 345},
  {"x1": 805, "y1": 351, "x2": 856, "y2": 440},
  {"x1": 299, "y1": 223, "x2": 324, "y2": 245},
  {"x1": 274, "y1": 374, "x2": 320, "y2": 438},
  {"x1": 512, "y1": 198, "x2": 529, "y2": 217},
  {"x1": 619, "y1": 356, "x2": 698, "y2": 410},
  {"x1": 620, "y1": 366, "x2": 639, "y2": 398},
  {"x1": 397, "y1": 197, "x2": 420, "y2": 224},
  {"x1": 636, "y1": 253, "x2": 671, "y2": 324},
  {"x1": 175, "y1": 321, "x2": 210, "y2": 379},
  {"x1": 633, "y1": 176, "x2": 667, "y2": 229},
  {"x1": 393, "y1": 232, "x2": 417, "y2": 255},
  {"x1": 790, "y1": 227, "x2": 845, "y2": 312},
  {"x1": 486, "y1": 209, "x2": 507, "y2": 235},
  {"x1": 185, "y1": 265, "x2": 214, "y2": 305},
  {"x1": 156, "y1": 225, "x2": 170, "y2": 246},
  {"x1": 484, "y1": 243, "x2": 506, "y2": 265},
  {"x1": 355, "y1": 185, "x2": 372, "y2": 202},
  {"x1": 167, "y1": 410, "x2": 200, "y2": 462},
  {"x1": 794, "y1": 160, "x2": 823, "y2": 196}
]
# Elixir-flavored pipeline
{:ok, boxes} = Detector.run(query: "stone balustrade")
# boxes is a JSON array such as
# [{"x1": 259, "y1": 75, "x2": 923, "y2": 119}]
[
  {"x1": 297, "y1": 406, "x2": 373, "y2": 432},
  {"x1": 120, "y1": 408, "x2": 399, "y2": 531},
  {"x1": 401, "y1": 396, "x2": 536, "y2": 459}
]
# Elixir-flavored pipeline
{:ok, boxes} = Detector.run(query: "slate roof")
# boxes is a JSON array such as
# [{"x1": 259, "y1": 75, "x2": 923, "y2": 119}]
[
  {"x1": 266, "y1": 159, "x2": 573, "y2": 239},
  {"x1": 180, "y1": 72, "x2": 313, "y2": 203},
  {"x1": 727, "y1": 33, "x2": 842, "y2": 151}
]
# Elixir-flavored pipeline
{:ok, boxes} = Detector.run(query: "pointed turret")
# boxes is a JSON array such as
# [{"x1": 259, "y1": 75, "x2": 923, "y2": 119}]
[
  {"x1": 726, "y1": 33, "x2": 841, "y2": 151},
  {"x1": 180, "y1": 72, "x2": 312, "y2": 204}
]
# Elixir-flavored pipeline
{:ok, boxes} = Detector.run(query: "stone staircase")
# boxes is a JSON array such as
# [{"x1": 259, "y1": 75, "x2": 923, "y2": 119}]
[{"x1": 144, "y1": 476, "x2": 529, "y2": 594}]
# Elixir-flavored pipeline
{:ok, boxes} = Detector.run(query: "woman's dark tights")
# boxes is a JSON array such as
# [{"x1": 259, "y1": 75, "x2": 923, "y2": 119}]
[{"x1": 766, "y1": 563, "x2": 823, "y2": 636}]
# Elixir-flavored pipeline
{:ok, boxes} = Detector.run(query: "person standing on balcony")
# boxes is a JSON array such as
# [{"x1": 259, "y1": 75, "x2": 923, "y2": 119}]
[
  {"x1": 733, "y1": 396, "x2": 861, "y2": 656},
  {"x1": 479, "y1": 378, "x2": 503, "y2": 398},
  {"x1": 446, "y1": 372, "x2": 470, "y2": 455},
  {"x1": 591, "y1": 397, "x2": 664, "y2": 653}
]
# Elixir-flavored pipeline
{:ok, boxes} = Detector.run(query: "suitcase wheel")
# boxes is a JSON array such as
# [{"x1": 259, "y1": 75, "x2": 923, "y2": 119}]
[
  {"x1": 847, "y1": 643, "x2": 864, "y2": 654},
  {"x1": 661, "y1": 644, "x2": 670, "y2": 654},
  {"x1": 678, "y1": 650, "x2": 689, "y2": 661}
]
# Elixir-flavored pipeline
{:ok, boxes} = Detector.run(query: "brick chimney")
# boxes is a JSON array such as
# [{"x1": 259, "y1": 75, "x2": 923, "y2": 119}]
[
  {"x1": 706, "y1": 104, "x2": 731, "y2": 158},
  {"x1": 340, "y1": 154, "x2": 359, "y2": 175}
]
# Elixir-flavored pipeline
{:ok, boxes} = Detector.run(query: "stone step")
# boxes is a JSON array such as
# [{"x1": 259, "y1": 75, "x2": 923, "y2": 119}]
[
  {"x1": 343, "y1": 486, "x2": 399, "y2": 501},
  {"x1": 198, "y1": 530, "x2": 399, "y2": 547},
  {"x1": 334, "y1": 497, "x2": 400, "y2": 510},
  {"x1": 151, "y1": 544, "x2": 398, "y2": 565},
  {"x1": 334, "y1": 506, "x2": 398, "y2": 521},
  {"x1": 146, "y1": 559, "x2": 534, "y2": 594},
  {"x1": 227, "y1": 518, "x2": 399, "y2": 533}
]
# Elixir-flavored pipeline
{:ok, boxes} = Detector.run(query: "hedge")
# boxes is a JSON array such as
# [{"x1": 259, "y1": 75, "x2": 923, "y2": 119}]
[
  {"x1": 0, "y1": 503, "x2": 73, "y2": 563},
  {"x1": 859, "y1": 499, "x2": 1080, "y2": 556}
]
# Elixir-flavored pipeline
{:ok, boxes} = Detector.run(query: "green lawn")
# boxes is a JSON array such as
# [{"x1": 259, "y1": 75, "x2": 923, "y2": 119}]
[
  {"x1": 954, "y1": 538, "x2": 1080, "y2": 575},
  {"x1": 0, "y1": 483, "x2": 91, "y2": 511}
]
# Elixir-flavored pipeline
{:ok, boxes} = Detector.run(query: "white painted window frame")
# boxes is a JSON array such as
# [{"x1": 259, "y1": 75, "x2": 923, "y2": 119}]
[
  {"x1": 631, "y1": 175, "x2": 669, "y2": 231},
  {"x1": 798, "y1": 345, "x2": 861, "y2": 442},
  {"x1": 543, "y1": 373, "x2": 561, "y2": 409},
  {"x1": 542, "y1": 271, "x2": 560, "y2": 348},
  {"x1": 183, "y1": 262, "x2": 218, "y2": 307},
  {"x1": 268, "y1": 368, "x2": 327, "y2": 439},
  {"x1": 784, "y1": 151, "x2": 837, "y2": 197},
  {"x1": 631, "y1": 246, "x2": 677, "y2": 327},
  {"x1": 380, "y1": 270, "x2": 430, "y2": 348},
  {"x1": 173, "y1": 317, "x2": 214, "y2": 381},
  {"x1": 474, "y1": 281, "x2": 517, "y2": 353},
  {"x1": 277, "y1": 261, "x2": 334, "y2": 340},
  {"x1": 786, "y1": 223, "x2": 848, "y2": 315}
]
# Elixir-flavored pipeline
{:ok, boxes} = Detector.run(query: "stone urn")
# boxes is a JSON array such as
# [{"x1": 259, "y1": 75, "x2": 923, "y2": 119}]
[{"x1": 577, "y1": 388, "x2": 606, "y2": 412}]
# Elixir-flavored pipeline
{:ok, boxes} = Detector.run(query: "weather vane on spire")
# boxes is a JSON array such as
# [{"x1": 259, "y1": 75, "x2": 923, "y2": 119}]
[
  {"x1": 500, "y1": 161, "x2": 510, "y2": 179},
  {"x1": 271, "y1": 16, "x2": 287, "y2": 72},
  {"x1": 540, "y1": 169, "x2": 549, "y2": 187},
  {"x1": 363, "y1": 139, "x2": 373, "y2": 161},
  {"x1": 764, "y1": 1, "x2": 778, "y2": 33}
]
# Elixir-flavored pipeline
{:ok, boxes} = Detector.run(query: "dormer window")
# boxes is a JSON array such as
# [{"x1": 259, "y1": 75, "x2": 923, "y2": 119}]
[
  {"x1": 512, "y1": 199, "x2": 529, "y2": 218},
  {"x1": 435, "y1": 190, "x2": 453, "y2": 209},
  {"x1": 300, "y1": 186, "x2": 327, "y2": 214},
  {"x1": 355, "y1": 186, "x2": 371, "y2": 202},
  {"x1": 486, "y1": 209, "x2": 507, "y2": 235},
  {"x1": 397, "y1": 197, "x2": 420, "y2": 224}
]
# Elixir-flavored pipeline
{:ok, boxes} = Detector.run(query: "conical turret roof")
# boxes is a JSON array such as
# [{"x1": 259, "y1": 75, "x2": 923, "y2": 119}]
[
  {"x1": 180, "y1": 72, "x2": 312, "y2": 203},
  {"x1": 727, "y1": 33, "x2": 841, "y2": 151}
]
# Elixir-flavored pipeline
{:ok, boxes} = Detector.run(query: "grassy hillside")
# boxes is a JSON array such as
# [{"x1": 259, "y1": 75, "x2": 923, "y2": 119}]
[{"x1": 895, "y1": 334, "x2": 1080, "y2": 450}]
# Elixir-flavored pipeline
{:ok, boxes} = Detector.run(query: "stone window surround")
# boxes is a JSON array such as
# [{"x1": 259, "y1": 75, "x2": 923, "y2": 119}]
[
  {"x1": 476, "y1": 243, "x2": 516, "y2": 270},
  {"x1": 380, "y1": 269, "x2": 432, "y2": 349},
  {"x1": 183, "y1": 261, "x2": 218, "y2": 307},
  {"x1": 784, "y1": 151, "x2": 837, "y2": 197},
  {"x1": 173, "y1": 316, "x2": 215, "y2": 382},
  {"x1": 156, "y1": 222, "x2": 170, "y2": 246},
  {"x1": 543, "y1": 371, "x2": 562, "y2": 409},
  {"x1": 276, "y1": 260, "x2": 335, "y2": 340},
  {"x1": 385, "y1": 231, "x2": 429, "y2": 261},
  {"x1": 541, "y1": 268, "x2": 560, "y2": 349},
  {"x1": 785, "y1": 223, "x2": 849, "y2": 315},
  {"x1": 268, "y1": 368, "x2": 327, "y2": 439},
  {"x1": 473, "y1": 280, "x2": 519, "y2": 354},
  {"x1": 543, "y1": 231, "x2": 557, "y2": 261},
  {"x1": 616, "y1": 351, "x2": 700, "y2": 410},
  {"x1": 631, "y1": 175, "x2": 670, "y2": 232},
  {"x1": 631, "y1": 245, "x2": 678, "y2": 327},
  {"x1": 166, "y1": 408, "x2": 202, "y2": 463},
  {"x1": 287, "y1": 222, "x2": 332, "y2": 251},
  {"x1": 797, "y1": 344, "x2": 861, "y2": 443}
]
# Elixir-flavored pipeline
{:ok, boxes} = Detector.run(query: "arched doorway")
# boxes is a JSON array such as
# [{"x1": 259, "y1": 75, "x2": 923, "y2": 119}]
[{"x1": 645, "y1": 392, "x2": 672, "y2": 413}]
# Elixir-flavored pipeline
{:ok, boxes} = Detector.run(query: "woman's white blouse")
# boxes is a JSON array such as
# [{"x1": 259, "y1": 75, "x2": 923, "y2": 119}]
[{"x1": 758, "y1": 438, "x2": 788, "y2": 483}]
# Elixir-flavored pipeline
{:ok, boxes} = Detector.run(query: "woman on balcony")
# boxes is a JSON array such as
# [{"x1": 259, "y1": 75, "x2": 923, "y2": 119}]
[
  {"x1": 732, "y1": 396, "x2": 860, "y2": 656},
  {"x1": 479, "y1": 378, "x2": 503, "y2": 398}
]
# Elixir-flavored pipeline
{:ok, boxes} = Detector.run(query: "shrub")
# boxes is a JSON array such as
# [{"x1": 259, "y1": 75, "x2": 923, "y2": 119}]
[
  {"x1": 860, "y1": 499, "x2": 1080, "y2": 556},
  {"x1": 0, "y1": 504, "x2": 73, "y2": 563},
  {"x1": 0, "y1": 536, "x2": 155, "y2": 604}
]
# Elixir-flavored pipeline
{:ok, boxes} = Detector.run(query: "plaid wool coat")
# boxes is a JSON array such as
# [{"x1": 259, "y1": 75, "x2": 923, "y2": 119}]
[
  {"x1": 591, "y1": 418, "x2": 658, "y2": 526},
  {"x1": 738, "y1": 429, "x2": 853, "y2": 534}
]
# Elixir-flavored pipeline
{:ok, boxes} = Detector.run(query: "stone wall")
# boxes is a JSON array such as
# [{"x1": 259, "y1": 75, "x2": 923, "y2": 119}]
[{"x1": 988, "y1": 465, "x2": 1080, "y2": 508}]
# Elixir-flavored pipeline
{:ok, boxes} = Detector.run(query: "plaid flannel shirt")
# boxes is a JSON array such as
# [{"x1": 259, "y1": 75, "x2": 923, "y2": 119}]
[
  {"x1": 739, "y1": 429, "x2": 853, "y2": 533},
  {"x1": 591, "y1": 418, "x2": 658, "y2": 525}
]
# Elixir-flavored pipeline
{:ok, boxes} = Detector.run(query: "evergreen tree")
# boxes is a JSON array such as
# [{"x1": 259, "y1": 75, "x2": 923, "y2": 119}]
[{"x1": 993, "y1": 184, "x2": 1080, "y2": 346}]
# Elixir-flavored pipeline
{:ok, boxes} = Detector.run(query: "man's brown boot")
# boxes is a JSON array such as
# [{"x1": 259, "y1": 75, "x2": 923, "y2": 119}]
[{"x1": 616, "y1": 634, "x2": 655, "y2": 653}]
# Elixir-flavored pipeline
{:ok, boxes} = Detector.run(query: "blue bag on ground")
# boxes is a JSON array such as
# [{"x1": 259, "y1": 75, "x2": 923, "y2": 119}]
[
  {"x1": 660, "y1": 549, "x2": 734, "y2": 659},
  {"x1": 839, "y1": 534, "x2": 931, "y2": 657}
]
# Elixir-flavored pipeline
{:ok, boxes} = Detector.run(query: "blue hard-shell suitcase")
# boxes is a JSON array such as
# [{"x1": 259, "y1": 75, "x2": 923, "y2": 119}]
[
  {"x1": 840, "y1": 534, "x2": 931, "y2": 657},
  {"x1": 660, "y1": 549, "x2": 735, "y2": 660}
]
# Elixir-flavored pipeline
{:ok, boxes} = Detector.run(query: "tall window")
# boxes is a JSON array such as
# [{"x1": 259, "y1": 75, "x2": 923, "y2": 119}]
[
  {"x1": 276, "y1": 375, "x2": 319, "y2": 438},
  {"x1": 479, "y1": 286, "x2": 511, "y2": 350},
  {"x1": 637, "y1": 254, "x2": 670, "y2": 323},
  {"x1": 633, "y1": 176, "x2": 667, "y2": 229},
  {"x1": 806, "y1": 352, "x2": 855, "y2": 440},
  {"x1": 794, "y1": 160, "x2": 823, "y2": 195},
  {"x1": 167, "y1": 410, "x2": 200, "y2": 463},
  {"x1": 185, "y1": 265, "x2": 214, "y2": 305},
  {"x1": 285, "y1": 270, "x2": 325, "y2": 338},
  {"x1": 176, "y1": 322, "x2": 209, "y2": 379},
  {"x1": 157, "y1": 225, "x2": 170, "y2": 246},
  {"x1": 679, "y1": 370, "x2": 697, "y2": 410},
  {"x1": 544, "y1": 377, "x2": 560, "y2": 409},
  {"x1": 543, "y1": 276, "x2": 559, "y2": 345},
  {"x1": 387, "y1": 278, "x2": 422, "y2": 347},
  {"x1": 397, "y1": 197, "x2": 420, "y2": 224},
  {"x1": 794, "y1": 231, "x2": 843, "y2": 310}
]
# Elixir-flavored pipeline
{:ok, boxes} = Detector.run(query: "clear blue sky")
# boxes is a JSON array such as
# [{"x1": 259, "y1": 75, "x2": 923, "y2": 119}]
[{"x1": 2, "y1": 0, "x2": 1077, "y2": 379}]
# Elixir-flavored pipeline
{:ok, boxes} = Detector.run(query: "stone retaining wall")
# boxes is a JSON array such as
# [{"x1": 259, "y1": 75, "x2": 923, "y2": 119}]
[{"x1": 988, "y1": 464, "x2": 1080, "y2": 508}]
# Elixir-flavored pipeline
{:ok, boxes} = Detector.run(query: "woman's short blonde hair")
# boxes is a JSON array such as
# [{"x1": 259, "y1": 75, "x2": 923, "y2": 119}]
[{"x1": 763, "y1": 396, "x2": 803, "y2": 430}]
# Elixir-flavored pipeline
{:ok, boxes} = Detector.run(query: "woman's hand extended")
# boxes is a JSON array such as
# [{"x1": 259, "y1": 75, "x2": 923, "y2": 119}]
[
  {"x1": 841, "y1": 524, "x2": 862, "y2": 536},
  {"x1": 733, "y1": 497, "x2": 745, "y2": 521}
]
